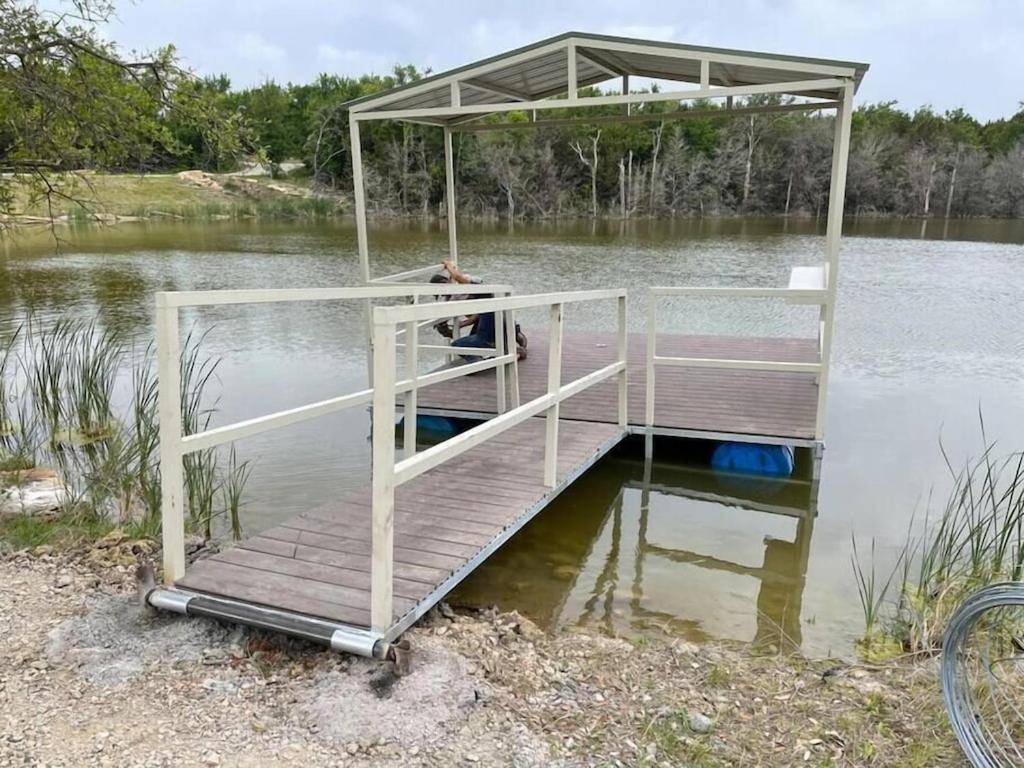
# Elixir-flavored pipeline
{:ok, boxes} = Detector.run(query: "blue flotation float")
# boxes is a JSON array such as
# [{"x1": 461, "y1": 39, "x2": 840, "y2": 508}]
[
  {"x1": 711, "y1": 442, "x2": 795, "y2": 478},
  {"x1": 397, "y1": 414, "x2": 459, "y2": 439}
]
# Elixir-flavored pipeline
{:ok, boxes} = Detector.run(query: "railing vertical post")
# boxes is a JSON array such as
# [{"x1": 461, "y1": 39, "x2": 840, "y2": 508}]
[
  {"x1": 495, "y1": 309, "x2": 507, "y2": 413},
  {"x1": 645, "y1": 294, "x2": 657, "y2": 429},
  {"x1": 370, "y1": 315, "x2": 397, "y2": 633},
  {"x1": 617, "y1": 294, "x2": 628, "y2": 428},
  {"x1": 505, "y1": 306, "x2": 521, "y2": 409},
  {"x1": 403, "y1": 318, "x2": 418, "y2": 457},
  {"x1": 156, "y1": 295, "x2": 185, "y2": 584},
  {"x1": 544, "y1": 303, "x2": 564, "y2": 487}
]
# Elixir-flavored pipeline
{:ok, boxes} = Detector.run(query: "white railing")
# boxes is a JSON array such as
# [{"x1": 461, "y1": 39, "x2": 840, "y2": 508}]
[
  {"x1": 645, "y1": 280, "x2": 829, "y2": 441},
  {"x1": 155, "y1": 282, "x2": 511, "y2": 586},
  {"x1": 368, "y1": 289, "x2": 628, "y2": 631}
]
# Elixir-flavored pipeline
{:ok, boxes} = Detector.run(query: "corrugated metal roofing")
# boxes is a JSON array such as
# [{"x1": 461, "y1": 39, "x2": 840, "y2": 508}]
[{"x1": 344, "y1": 31, "x2": 868, "y2": 120}]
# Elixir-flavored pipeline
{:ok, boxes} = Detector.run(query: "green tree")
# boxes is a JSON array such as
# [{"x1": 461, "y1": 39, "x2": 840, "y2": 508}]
[{"x1": 0, "y1": 0, "x2": 247, "y2": 226}]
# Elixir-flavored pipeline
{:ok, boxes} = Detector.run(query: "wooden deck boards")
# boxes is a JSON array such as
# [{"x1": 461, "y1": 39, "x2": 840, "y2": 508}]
[
  {"x1": 414, "y1": 332, "x2": 820, "y2": 441},
  {"x1": 177, "y1": 418, "x2": 623, "y2": 631}
]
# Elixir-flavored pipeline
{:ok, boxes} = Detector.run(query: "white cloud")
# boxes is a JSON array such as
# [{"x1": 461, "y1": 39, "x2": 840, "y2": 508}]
[
  {"x1": 232, "y1": 32, "x2": 286, "y2": 65},
  {"x1": 316, "y1": 44, "x2": 393, "y2": 76}
]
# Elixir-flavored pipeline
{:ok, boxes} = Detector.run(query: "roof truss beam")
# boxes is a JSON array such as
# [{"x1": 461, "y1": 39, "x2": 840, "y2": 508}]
[
  {"x1": 576, "y1": 46, "x2": 630, "y2": 77},
  {"x1": 461, "y1": 78, "x2": 531, "y2": 101},
  {"x1": 449, "y1": 99, "x2": 841, "y2": 133},
  {"x1": 352, "y1": 77, "x2": 849, "y2": 122}
]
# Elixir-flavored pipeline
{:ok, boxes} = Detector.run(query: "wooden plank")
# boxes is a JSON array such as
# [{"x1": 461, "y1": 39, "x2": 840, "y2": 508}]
[
  {"x1": 239, "y1": 536, "x2": 451, "y2": 586},
  {"x1": 212, "y1": 546, "x2": 427, "y2": 604},
  {"x1": 277, "y1": 518, "x2": 479, "y2": 559},
  {"x1": 259, "y1": 525, "x2": 466, "y2": 572},
  {"x1": 179, "y1": 559, "x2": 374, "y2": 625}
]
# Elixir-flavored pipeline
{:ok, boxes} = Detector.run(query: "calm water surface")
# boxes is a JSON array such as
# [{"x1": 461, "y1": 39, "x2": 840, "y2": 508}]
[{"x1": 2, "y1": 216, "x2": 1023, "y2": 656}]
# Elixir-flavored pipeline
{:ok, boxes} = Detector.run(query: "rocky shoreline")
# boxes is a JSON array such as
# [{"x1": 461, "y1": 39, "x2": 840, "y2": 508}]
[{"x1": 0, "y1": 545, "x2": 961, "y2": 767}]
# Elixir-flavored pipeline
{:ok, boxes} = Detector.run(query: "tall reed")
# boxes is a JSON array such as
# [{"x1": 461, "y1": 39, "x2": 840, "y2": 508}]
[
  {"x1": 0, "y1": 314, "x2": 251, "y2": 542},
  {"x1": 852, "y1": 416, "x2": 1024, "y2": 653}
]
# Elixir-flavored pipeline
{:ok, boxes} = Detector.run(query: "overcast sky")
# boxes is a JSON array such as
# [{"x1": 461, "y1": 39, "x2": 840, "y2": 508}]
[{"x1": 101, "y1": 0, "x2": 1023, "y2": 121}]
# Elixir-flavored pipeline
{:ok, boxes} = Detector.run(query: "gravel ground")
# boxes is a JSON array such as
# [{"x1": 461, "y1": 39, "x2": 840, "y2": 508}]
[
  {"x1": 0, "y1": 548, "x2": 965, "y2": 767},
  {"x1": 0, "y1": 554, "x2": 548, "y2": 767}
]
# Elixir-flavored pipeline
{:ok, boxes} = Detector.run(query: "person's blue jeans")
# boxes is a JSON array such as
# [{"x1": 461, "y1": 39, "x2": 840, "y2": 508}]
[{"x1": 451, "y1": 332, "x2": 495, "y2": 363}]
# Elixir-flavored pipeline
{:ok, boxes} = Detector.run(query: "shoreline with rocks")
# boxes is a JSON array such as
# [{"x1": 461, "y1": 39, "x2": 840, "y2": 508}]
[{"x1": 0, "y1": 542, "x2": 966, "y2": 767}]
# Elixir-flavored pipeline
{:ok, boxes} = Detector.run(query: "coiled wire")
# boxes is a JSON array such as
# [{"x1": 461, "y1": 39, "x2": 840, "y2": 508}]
[{"x1": 942, "y1": 582, "x2": 1024, "y2": 767}]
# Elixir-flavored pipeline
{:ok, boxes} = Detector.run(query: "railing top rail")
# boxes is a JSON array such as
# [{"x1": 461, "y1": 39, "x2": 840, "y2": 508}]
[
  {"x1": 155, "y1": 283, "x2": 514, "y2": 309},
  {"x1": 374, "y1": 288, "x2": 626, "y2": 326},
  {"x1": 649, "y1": 286, "x2": 826, "y2": 300},
  {"x1": 369, "y1": 264, "x2": 446, "y2": 284}
]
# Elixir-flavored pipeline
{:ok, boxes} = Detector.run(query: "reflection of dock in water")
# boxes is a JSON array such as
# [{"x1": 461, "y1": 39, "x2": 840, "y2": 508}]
[{"x1": 455, "y1": 437, "x2": 819, "y2": 650}]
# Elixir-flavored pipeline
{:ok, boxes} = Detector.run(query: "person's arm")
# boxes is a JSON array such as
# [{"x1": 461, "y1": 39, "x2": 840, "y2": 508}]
[{"x1": 443, "y1": 259, "x2": 474, "y2": 285}]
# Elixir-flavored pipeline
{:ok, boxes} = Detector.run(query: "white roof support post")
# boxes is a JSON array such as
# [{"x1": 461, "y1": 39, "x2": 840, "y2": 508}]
[
  {"x1": 567, "y1": 41, "x2": 579, "y2": 104},
  {"x1": 349, "y1": 116, "x2": 376, "y2": 383},
  {"x1": 349, "y1": 116, "x2": 371, "y2": 282},
  {"x1": 700, "y1": 59, "x2": 710, "y2": 89},
  {"x1": 444, "y1": 125, "x2": 459, "y2": 265},
  {"x1": 815, "y1": 81, "x2": 854, "y2": 442}
]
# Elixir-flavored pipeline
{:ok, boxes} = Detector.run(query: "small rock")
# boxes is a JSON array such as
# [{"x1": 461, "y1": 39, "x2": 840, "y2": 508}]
[
  {"x1": 200, "y1": 750, "x2": 220, "y2": 766},
  {"x1": 55, "y1": 573, "x2": 73, "y2": 588},
  {"x1": 688, "y1": 712, "x2": 714, "y2": 734},
  {"x1": 345, "y1": 742, "x2": 359, "y2": 755}
]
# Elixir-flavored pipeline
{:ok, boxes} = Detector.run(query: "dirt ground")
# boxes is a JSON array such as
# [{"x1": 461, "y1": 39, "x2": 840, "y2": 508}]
[{"x1": 0, "y1": 550, "x2": 966, "y2": 767}]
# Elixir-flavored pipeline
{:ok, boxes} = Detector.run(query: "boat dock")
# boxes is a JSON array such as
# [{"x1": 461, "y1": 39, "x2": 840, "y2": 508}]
[{"x1": 146, "y1": 30, "x2": 863, "y2": 658}]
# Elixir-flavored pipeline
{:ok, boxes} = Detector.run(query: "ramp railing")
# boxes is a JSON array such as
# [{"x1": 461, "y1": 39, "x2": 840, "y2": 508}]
[
  {"x1": 154, "y1": 282, "x2": 511, "y2": 586},
  {"x1": 369, "y1": 288, "x2": 628, "y2": 632},
  {"x1": 646, "y1": 278, "x2": 829, "y2": 442}
]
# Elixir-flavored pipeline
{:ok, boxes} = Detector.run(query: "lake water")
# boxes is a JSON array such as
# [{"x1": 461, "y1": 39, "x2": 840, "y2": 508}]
[{"x1": 2, "y1": 216, "x2": 1023, "y2": 657}]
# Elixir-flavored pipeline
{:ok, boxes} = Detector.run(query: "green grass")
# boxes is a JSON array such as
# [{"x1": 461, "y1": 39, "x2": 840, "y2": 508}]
[
  {"x1": 7, "y1": 170, "x2": 345, "y2": 223},
  {"x1": 638, "y1": 708, "x2": 723, "y2": 767},
  {"x1": 0, "y1": 509, "x2": 114, "y2": 551}
]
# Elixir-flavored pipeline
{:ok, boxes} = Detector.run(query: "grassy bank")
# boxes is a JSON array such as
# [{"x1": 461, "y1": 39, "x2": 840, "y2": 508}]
[
  {"x1": 853, "y1": 419, "x2": 1024, "y2": 658},
  {"x1": 4, "y1": 170, "x2": 346, "y2": 226}
]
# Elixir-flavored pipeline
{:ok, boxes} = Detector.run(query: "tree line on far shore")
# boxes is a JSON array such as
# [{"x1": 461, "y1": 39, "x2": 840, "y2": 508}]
[
  {"x1": 4, "y1": 2, "x2": 1024, "y2": 222},
  {"x1": 94, "y1": 69, "x2": 1024, "y2": 221}
]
